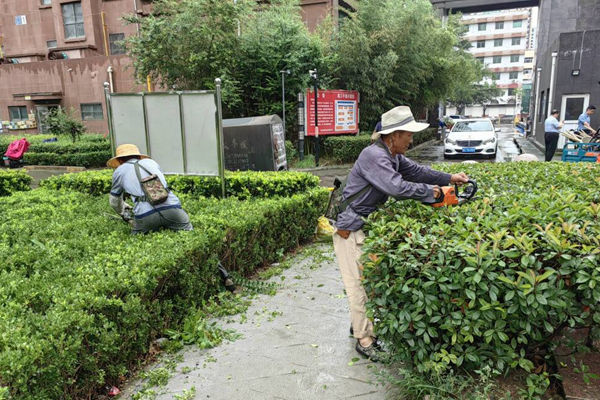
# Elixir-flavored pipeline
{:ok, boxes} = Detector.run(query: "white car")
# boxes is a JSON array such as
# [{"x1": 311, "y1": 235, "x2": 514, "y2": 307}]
[{"x1": 444, "y1": 118, "x2": 498, "y2": 159}]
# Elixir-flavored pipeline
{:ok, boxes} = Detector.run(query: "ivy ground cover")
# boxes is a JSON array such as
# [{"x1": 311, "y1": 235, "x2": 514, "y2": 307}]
[
  {"x1": 363, "y1": 162, "x2": 600, "y2": 373},
  {"x1": 0, "y1": 186, "x2": 327, "y2": 399}
]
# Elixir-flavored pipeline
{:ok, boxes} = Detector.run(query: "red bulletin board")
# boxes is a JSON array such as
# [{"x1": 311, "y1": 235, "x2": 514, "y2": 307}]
[{"x1": 305, "y1": 89, "x2": 359, "y2": 136}]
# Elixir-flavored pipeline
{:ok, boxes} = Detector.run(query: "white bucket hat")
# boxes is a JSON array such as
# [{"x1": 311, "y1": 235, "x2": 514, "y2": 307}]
[{"x1": 372, "y1": 106, "x2": 430, "y2": 140}]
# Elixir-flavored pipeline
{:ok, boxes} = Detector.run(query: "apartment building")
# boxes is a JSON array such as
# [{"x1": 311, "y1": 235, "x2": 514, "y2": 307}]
[
  {"x1": 0, "y1": 0, "x2": 156, "y2": 133},
  {"x1": 447, "y1": 8, "x2": 535, "y2": 118},
  {"x1": 0, "y1": 0, "x2": 350, "y2": 135}
]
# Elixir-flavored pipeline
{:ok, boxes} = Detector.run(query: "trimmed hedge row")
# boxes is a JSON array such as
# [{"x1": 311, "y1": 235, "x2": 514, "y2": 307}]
[
  {"x1": 40, "y1": 170, "x2": 321, "y2": 199},
  {"x1": 0, "y1": 134, "x2": 110, "y2": 168},
  {"x1": 0, "y1": 170, "x2": 32, "y2": 196},
  {"x1": 322, "y1": 128, "x2": 437, "y2": 163},
  {"x1": 0, "y1": 187, "x2": 328, "y2": 399},
  {"x1": 362, "y1": 162, "x2": 600, "y2": 374}
]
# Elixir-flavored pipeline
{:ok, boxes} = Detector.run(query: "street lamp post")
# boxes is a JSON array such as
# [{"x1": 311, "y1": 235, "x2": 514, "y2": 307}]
[
  {"x1": 280, "y1": 69, "x2": 290, "y2": 136},
  {"x1": 309, "y1": 69, "x2": 319, "y2": 166}
]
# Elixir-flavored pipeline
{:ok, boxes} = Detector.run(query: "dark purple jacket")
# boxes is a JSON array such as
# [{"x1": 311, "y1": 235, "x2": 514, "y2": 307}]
[{"x1": 335, "y1": 138, "x2": 451, "y2": 231}]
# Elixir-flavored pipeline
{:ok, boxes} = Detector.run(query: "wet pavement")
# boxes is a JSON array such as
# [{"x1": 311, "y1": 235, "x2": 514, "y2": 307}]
[{"x1": 119, "y1": 243, "x2": 390, "y2": 400}]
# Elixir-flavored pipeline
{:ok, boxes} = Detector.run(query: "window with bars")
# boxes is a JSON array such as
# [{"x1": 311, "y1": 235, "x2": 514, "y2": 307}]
[
  {"x1": 493, "y1": 56, "x2": 502, "y2": 64},
  {"x1": 509, "y1": 71, "x2": 518, "y2": 79},
  {"x1": 478, "y1": 23, "x2": 487, "y2": 31},
  {"x1": 109, "y1": 33, "x2": 126, "y2": 55},
  {"x1": 80, "y1": 103, "x2": 103, "y2": 120},
  {"x1": 47, "y1": 40, "x2": 57, "y2": 49},
  {"x1": 495, "y1": 21, "x2": 504, "y2": 29},
  {"x1": 513, "y1": 20, "x2": 523, "y2": 28},
  {"x1": 492, "y1": 72, "x2": 501, "y2": 80},
  {"x1": 494, "y1": 39, "x2": 503, "y2": 47},
  {"x1": 510, "y1": 55, "x2": 520, "y2": 63},
  {"x1": 477, "y1": 40, "x2": 485, "y2": 48},
  {"x1": 9, "y1": 106, "x2": 28, "y2": 121},
  {"x1": 512, "y1": 38, "x2": 521, "y2": 46},
  {"x1": 62, "y1": 2, "x2": 85, "y2": 39}
]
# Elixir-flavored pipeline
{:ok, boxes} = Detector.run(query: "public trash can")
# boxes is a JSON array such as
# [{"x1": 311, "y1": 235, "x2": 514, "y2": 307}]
[{"x1": 222, "y1": 115, "x2": 287, "y2": 171}]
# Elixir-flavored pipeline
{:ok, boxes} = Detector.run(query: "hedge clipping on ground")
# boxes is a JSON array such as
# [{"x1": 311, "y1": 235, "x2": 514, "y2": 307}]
[
  {"x1": 362, "y1": 162, "x2": 600, "y2": 374},
  {"x1": 40, "y1": 170, "x2": 320, "y2": 198},
  {"x1": 0, "y1": 187, "x2": 328, "y2": 399},
  {"x1": 0, "y1": 170, "x2": 32, "y2": 196}
]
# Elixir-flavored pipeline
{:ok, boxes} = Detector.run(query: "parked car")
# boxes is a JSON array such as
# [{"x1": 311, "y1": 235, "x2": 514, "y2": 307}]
[{"x1": 444, "y1": 118, "x2": 499, "y2": 159}]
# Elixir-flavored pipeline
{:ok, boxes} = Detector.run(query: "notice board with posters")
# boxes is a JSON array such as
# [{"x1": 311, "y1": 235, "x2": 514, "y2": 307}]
[{"x1": 305, "y1": 89, "x2": 359, "y2": 136}]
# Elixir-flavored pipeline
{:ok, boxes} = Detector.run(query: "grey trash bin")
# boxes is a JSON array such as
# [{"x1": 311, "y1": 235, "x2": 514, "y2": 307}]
[{"x1": 222, "y1": 115, "x2": 287, "y2": 171}]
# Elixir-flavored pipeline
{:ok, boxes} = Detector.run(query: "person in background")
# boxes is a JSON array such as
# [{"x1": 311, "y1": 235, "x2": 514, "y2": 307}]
[
  {"x1": 544, "y1": 109, "x2": 564, "y2": 162},
  {"x1": 334, "y1": 106, "x2": 469, "y2": 361},
  {"x1": 107, "y1": 144, "x2": 193, "y2": 234},
  {"x1": 577, "y1": 105, "x2": 597, "y2": 135}
]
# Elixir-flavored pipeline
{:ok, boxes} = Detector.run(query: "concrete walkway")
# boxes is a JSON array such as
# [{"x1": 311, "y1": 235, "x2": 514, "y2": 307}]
[{"x1": 119, "y1": 243, "x2": 390, "y2": 400}]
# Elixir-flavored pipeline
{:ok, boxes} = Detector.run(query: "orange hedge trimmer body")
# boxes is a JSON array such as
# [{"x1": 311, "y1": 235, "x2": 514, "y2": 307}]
[{"x1": 430, "y1": 180, "x2": 478, "y2": 207}]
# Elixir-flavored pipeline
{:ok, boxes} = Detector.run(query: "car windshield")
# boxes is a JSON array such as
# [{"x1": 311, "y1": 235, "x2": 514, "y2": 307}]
[{"x1": 452, "y1": 121, "x2": 493, "y2": 132}]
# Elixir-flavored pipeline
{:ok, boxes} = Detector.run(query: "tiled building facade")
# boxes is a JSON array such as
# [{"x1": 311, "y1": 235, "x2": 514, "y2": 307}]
[{"x1": 0, "y1": 0, "x2": 350, "y2": 134}]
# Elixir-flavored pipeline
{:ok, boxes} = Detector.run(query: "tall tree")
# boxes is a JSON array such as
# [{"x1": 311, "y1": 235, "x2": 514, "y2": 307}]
[{"x1": 335, "y1": 0, "x2": 483, "y2": 130}]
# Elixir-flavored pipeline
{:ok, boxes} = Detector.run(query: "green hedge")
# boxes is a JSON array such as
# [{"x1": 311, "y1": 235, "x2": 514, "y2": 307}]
[
  {"x1": 362, "y1": 162, "x2": 600, "y2": 374},
  {"x1": 40, "y1": 170, "x2": 320, "y2": 199},
  {"x1": 322, "y1": 128, "x2": 437, "y2": 163},
  {"x1": 0, "y1": 134, "x2": 110, "y2": 168},
  {"x1": 0, "y1": 170, "x2": 32, "y2": 196},
  {"x1": 0, "y1": 187, "x2": 328, "y2": 399}
]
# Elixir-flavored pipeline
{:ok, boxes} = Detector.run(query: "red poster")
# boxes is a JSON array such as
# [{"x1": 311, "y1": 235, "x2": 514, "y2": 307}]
[{"x1": 305, "y1": 89, "x2": 359, "y2": 136}]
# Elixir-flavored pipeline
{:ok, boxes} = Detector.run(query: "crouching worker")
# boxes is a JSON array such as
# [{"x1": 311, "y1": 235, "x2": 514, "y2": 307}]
[
  {"x1": 107, "y1": 144, "x2": 193, "y2": 234},
  {"x1": 333, "y1": 106, "x2": 469, "y2": 361}
]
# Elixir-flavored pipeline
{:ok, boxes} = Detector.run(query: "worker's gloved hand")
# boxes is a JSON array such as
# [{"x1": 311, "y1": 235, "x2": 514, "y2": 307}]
[{"x1": 450, "y1": 173, "x2": 469, "y2": 186}]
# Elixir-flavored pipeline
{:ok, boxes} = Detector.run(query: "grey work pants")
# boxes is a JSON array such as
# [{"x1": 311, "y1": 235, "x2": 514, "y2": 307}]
[{"x1": 132, "y1": 207, "x2": 193, "y2": 235}]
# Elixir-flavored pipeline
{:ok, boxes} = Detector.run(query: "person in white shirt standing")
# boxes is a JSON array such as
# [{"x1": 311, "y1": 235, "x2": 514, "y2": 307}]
[{"x1": 543, "y1": 110, "x2": 564, "y2": 162}]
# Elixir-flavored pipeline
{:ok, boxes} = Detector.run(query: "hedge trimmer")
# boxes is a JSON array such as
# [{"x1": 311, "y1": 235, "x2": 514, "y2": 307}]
[{"x1": 429, "y1": 179, "x2": 478, "y2": 208}]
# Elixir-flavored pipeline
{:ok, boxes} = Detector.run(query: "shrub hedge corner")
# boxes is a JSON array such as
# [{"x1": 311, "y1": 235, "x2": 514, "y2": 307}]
[
  {"x1": 362, "y1": 162, "x2": 600, "y2": 374},
  {"x1": 0, "y1": 170, "x2": 32, "y2": 196}
]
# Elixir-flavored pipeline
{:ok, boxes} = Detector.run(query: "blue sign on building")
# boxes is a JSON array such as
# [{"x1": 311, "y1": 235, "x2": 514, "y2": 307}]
[{"x1": 15, "y1": 15, "x2": 27, "y2": 26}]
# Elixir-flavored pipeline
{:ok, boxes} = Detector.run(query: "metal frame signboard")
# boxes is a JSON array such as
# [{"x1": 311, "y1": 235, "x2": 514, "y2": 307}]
[
  {"x1": 305, "y1": 89, "x2": 359, "y2": 136},
  {"x1": 103, "y1": 79, "x2": 226, "y2": 196}
]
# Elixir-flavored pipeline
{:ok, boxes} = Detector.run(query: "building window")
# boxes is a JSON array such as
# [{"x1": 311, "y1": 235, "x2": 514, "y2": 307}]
[
  {"x1": 109, "y1": 33, "x2": 126, "y2": 55},
  {"x1": 513, "y1": 20, "x2": 523, "y2": 28},
  {"x1": 539, "y1": 90, "x2": 546, "y2": 121},
  {"x1": 41, "y1": 0, "x2": 52, "y2": 5},
  {"x1": 477, "y1": 40, "x2": 485, "y2": 48},
  {"x1": 564, "y1": 97, "x2": 586, "y2": 120},
  {"x1": 493, "y1": 56, "x2": 502, "y2": 64},
  {"x1": 492, "y1": 72, "x2": 501, "y2": 80},
  {"x1": 478, "y1": 23, "x2": 487, "y2": 31},
  {"x1": 62, "y1": 2, "x2": 85, "y2": 39},
  {"x1": 543, "y1": 88, "x2": 550, "y2": 118},
  {"x1": 512, "y1": 38, "x2": 521, "y2": 46},
  {"x1": 508, "y1": 88, "x2": 516, "y2": 96},
  {"x1": 476, "y1": 57, "x2": 485, "y2": 64},
  {"x1": 510, "y1": 55, "x2": 520, "y2": 63},
  {"x1": 524, "y1": 57, "x2": 533, "y2": 63},
  {"x1": 523, "y1": 68, "x2": 532, "y2": 75},
  {"x1": 509, "y1": 71, "x2": 518, "y2": 79},
  {"x1": 9, "y1": 106, "x2": 28, "y2": 121},
  {"x1": 47, "y1": 40, "x2": 57, "y2": 49},
  {"x1": 80, "y1": 103, "x2": 103, "y2": 120},
  {"x1": 494, "y1": 39, "x2": 503, "y2": 47},
  {"x1": 495, "y1": 21, "x2": 504, "y2": 30}
]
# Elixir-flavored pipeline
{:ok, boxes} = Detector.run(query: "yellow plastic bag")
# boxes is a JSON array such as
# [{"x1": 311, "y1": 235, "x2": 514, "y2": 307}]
[{"x1": 316, "y1": 215, "x2": 334, "y2": 238}]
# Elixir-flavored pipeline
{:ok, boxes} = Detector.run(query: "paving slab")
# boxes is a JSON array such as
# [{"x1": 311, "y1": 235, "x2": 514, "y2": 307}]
[{"x1": 119, "y1": 243, "x2": 391, "y2": 400}]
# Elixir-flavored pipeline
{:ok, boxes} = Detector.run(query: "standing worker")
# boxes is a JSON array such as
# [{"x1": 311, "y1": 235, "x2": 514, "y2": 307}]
[
  {"x1": 333, "y1": 106, "x2": 469, "y2": 361},
  {"x1": 544, "y1": 109, "x2": 564, "y2": 162},
  {"x1": 107, "y1": 144, "x2": 193, "y2": 234},
  {"x1": 577, "y1": 105, "x2": 597, "y2": 135}
]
